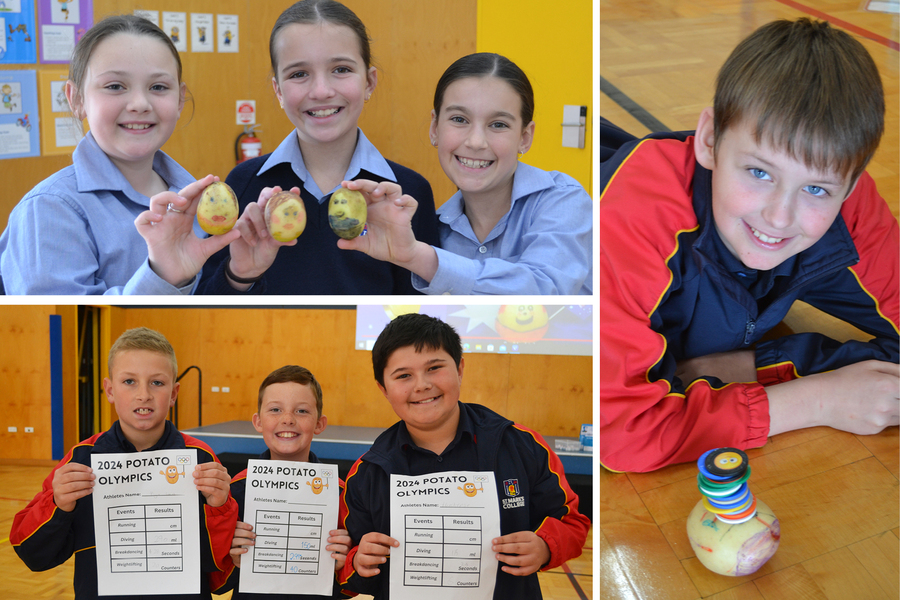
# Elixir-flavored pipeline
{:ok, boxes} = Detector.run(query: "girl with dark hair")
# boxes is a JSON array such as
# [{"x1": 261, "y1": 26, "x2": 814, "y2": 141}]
[
  {"x1": 197, "y1": 0, "x2": 439, "y2": 294},
  {"x1": 0, "y1": 14, "x2": 237, "y2": 294},
  {"x1": 339, "y1": 52, "x2": 592, "y2": 295}
]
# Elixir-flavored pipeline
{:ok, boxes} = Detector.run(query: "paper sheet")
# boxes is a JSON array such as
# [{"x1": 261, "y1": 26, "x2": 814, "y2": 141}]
[
  {"x1": 91, "y1": 449, "x2": 201, "y2": 597},
  {"x1": 239, "y1": 459, "x2": 340, "y2": 596},
  {"x1": 389, "y1": 472, "x2": 500, "y2": 600}
]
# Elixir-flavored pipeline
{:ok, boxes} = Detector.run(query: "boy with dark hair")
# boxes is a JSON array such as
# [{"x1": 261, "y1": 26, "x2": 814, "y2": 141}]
[
  {"x1": 599, "y1": 18, "x2": 899, "y2": 473},
  {"x1": 338, "y1": 313, "x2": 590, "y2": 598},
  {"x1": 10, "y1": 327, "x2": 238, "y2": 599},
  {"x1": 210, "y1": 365, "x2": 351, "y2": 599}
]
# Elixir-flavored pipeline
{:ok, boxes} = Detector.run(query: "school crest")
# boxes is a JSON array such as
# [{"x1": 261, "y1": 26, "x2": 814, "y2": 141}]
[{"x1": 502, "y1": 478, "x2": 525, "y2": 510}]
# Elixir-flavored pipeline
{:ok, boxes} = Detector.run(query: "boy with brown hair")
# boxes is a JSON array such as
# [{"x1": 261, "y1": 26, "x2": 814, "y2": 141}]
[
  {"x1": 599, "y1": 18, "x2": 899, "y2": 472},
  {"x1": 10, "y1": 327, "x2": 238, "y2": 599},
  {"x1": 338, "y1": 313, "x2": 589, "y2": 598},
  {"x1": 210, "y1": 365, "x2": 351, "y2": 599}
]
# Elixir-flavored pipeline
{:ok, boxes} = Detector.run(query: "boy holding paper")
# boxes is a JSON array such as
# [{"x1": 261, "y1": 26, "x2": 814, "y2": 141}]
[
  {"x1": 10, "y1": 327, "x2": 237, "y2": 600},
  {"x1": 338, "y1": 313, "x2": 590, "y2": 599},
  {"x1": 210, "y1": 365, "x2": 351, "y2": 599}
]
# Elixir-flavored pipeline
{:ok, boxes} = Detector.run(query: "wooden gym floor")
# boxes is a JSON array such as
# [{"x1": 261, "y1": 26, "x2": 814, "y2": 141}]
[
  {"x1": 600, "y1": 1, "x2": 900, "y2": 599},
  {"x1": 0, "y1": 462, "x2": 593, "y2": 599}
]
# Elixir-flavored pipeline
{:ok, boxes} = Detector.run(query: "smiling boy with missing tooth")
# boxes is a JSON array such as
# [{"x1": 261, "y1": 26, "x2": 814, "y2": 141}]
[
  {"x1": 599, "y1": 18, "x2": 899, "y2": 473},
  {"x1": 10, "y1": 327, "x2": 238, "y2": 600}
]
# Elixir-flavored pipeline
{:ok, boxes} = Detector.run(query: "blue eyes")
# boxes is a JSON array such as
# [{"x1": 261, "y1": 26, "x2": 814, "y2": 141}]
[
  {"x1": 804, "y1": 185, "x2": 827, "y2": 197},
  {"x1": 748, "y1": 168, "x2": 830, "y2": 198}
]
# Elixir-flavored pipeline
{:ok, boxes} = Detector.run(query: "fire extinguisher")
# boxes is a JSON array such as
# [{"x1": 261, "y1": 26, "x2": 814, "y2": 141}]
[{"x1": 235, "y1": 125, "x2": 262, "y2": 164}]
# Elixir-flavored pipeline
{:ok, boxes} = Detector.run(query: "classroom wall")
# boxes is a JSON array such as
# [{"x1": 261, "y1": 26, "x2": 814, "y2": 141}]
[
  {"x1": 477, "y1": 0, "x2": 594, "y2": 193},
  {"x1": 0, "y1": 0, "x2": 477, "y2": 231},
  {"x1": 0, "y1": 305, "x2": 593, "y2": 461}
]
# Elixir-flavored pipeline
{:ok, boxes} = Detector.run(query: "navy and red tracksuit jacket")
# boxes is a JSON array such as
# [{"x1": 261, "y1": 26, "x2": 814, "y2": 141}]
[
  {"x1": 209, "y1": 449, "x2": 350, "y2": 599},
  {"x1": 337, "y1": 402, "x2": 590, "y2": 599},
  {"x1": 599, "y1": 125, "x2": 899, "y2": 472},
  {"x1": 10, "y1": 421, "x2": 238, "y2": 599}
]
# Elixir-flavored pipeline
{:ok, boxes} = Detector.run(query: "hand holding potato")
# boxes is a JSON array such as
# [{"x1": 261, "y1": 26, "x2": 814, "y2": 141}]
[
  {"x1": 336, "y1": 180, "x2": 438, "y2": 282},
  {"x1": 136, "y1": 174, "x2": 241, "y2": 288},
  {"x1": 226, "y1": 186, "x2": 300, "y2": 290}
]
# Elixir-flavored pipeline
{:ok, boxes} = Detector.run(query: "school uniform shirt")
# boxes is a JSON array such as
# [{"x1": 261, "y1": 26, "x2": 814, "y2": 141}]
[
  {"x1": 209, "y1": 449, "x2": 349, "y2": 599},
  {"x1": 197, "y1": 129, "x2": 439, "y2": 295},
  {"x1": 0, "y1": 131, "x2": 200, "y2": 295},
  {"x1": 412, "y1": 162, "x2": 593, "y2": 295},
  {"x1": 598, "y1": 128, "x2": 900, "y2": 473},
  {"x1": 337, "y1": 402, "x2": 590, "y2": 599},
  {"x1": 9, "y1": 420, "x2": 238, "y2": 600}
]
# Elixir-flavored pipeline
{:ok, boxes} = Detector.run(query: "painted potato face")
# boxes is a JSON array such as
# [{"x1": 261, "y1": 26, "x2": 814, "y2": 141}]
[
  {"x1": 327, "y1": 188, "x2": 366, "y2": 239},
  {"x1": 265, "y1": 191, "x2": 307, "y2": 242},
  {"x1": 197, "y1": 181, "x2": 239, "y2": 235},
  {"x1": 309, "y1": 477, "x2": 325, "y2": 494}
]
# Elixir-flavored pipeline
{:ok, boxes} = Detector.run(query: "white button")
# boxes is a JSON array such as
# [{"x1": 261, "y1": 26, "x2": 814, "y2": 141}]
[{"x1": 478, "y1": 245, "x2": 487, "y2": 254}]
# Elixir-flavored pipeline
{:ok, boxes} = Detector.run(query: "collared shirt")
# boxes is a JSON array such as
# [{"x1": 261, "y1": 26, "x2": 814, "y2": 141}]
[
  {"x1": 397, "y1": 401, "x2": 478, "y2": 474},
  {"x1": 198, "y1": 128, "x2": 438, "y2": 295},
  {"x1": 258, "y1": 128, "x2": 397, "y2": 201},
  {"x1": 413, "y1": 162, "x2": 593, "y2": 295},
  {"x1": 0, "y1": 132, "x2": 199, "y2": 295}
]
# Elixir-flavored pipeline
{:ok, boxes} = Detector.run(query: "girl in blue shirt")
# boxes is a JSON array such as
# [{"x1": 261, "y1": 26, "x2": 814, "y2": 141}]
[
  {"x1": 0, "y1": 15, "x2": 237, "y2": 294},
  {"x1": 196, "y1": 0, "x2": 439, "y2": 294},
  {"x1": 339, "y1": 53, "x2": 593, "y2": 295}
]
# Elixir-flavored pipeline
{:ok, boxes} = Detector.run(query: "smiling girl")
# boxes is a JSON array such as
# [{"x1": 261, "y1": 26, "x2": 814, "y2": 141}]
[
  {"x1": 0, "y1": 15, "x2": 237, "y2": 294},
  {"x1": 340, "y1": 52, "x2": 593, "y2": 295},
  {"x1": 197, "y1": 0, "x2": 439, "y2": 294}
]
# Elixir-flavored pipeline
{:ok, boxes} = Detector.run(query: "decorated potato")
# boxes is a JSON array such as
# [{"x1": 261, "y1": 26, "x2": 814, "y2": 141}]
[
  {"x1": 328, "y1": 188, "x2": 367, "y2": 239},
  {"x1": 197, "y1": 181, "x2": 239, "y2": 235},
  {"x1": 265, "y1": 191, "x2": 307, "y2": 242}
]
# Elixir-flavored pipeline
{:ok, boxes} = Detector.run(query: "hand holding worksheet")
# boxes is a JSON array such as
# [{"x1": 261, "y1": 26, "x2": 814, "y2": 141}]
[
  {"x1": 239, "y1": 459, "x2": 340, "y2": 596},
  {"x1": 390, "y1": 471, "x2": 500, "y2": 600},
  {"x1": 91, "y1": 449, "x2": 200, "y2": 596}
]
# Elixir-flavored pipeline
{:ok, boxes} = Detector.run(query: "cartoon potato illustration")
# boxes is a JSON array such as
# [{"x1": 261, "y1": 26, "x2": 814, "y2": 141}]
[
  {"x1": 161, "y1": 465, "x2": 182, "y2": 484},
  {"x1": 458, "y1": 482, "x2": 482, "y2": 497},
  {"x1": 307, "y1": 477, "x2": 327, "y2": 494}
]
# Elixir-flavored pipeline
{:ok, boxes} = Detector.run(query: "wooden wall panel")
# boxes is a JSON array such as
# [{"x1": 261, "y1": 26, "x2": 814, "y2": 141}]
[
  {"x1": 0, "y1": 0, "x2": 475, "y2": 232},
  {"x1": 0, "y1": 306, "x2": 55, "y2": 460},
  {"x1": 113, "y1": 307, "x2": 591, "y2": 437}
]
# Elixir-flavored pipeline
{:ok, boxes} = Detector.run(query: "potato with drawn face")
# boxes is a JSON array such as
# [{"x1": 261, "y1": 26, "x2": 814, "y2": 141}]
[
  {"x1": 197, "y1": 181, "x2": 239, "y2": 235},
  {"x1": 265, "y1": 191, "x2": 307, "y2": 242},
  {"x1": 328, "y1": 188, "x2": 367, "y2": 239}
]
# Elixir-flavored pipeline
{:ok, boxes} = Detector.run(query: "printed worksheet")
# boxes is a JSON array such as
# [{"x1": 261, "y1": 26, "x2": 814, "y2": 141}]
[
  {"x1": 390, "y1": 472, "x2": 500, "y2": 600},
  {"x1": 239, "y1": 459, "x2": 340, "y2": 596},
  {"x1": 91, "y1": 450, "x2": 201, "y2": 596}
]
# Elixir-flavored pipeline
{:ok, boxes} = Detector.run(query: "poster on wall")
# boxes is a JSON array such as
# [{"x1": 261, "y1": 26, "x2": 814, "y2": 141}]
[
  {"x1": 0, "y1": 1, "x2": 38, "y2": 64},
  {"x1": 39, "y1": 69, "x2": 81, "y2": 155},
  {"x1": 0, "y1": 70, "x2": 40, "y2": 158},
  {"x1": 216, "y1": 14, "x2": 238, "y2": 53},
  {"x1": 162, "y1": 11, "x2": 187, "y2": 53},
  {"x1": 190, "y1": 13, "x2": 213, "y2": 53},
  {"x1": 38, "y1": 0, "x2": 93, "y2": 63}
]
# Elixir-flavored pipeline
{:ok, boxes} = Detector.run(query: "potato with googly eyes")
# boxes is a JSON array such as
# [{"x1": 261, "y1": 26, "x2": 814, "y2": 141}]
[
  {"x1": 265, "y1": 191, "x2": 307, "y2": 242},
  {"x1": 328, "y1": 188, "x2": 367, "y2": 239},
  {"x1": 197, "y1": 181, "x2": 239, "y2": 235}
]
